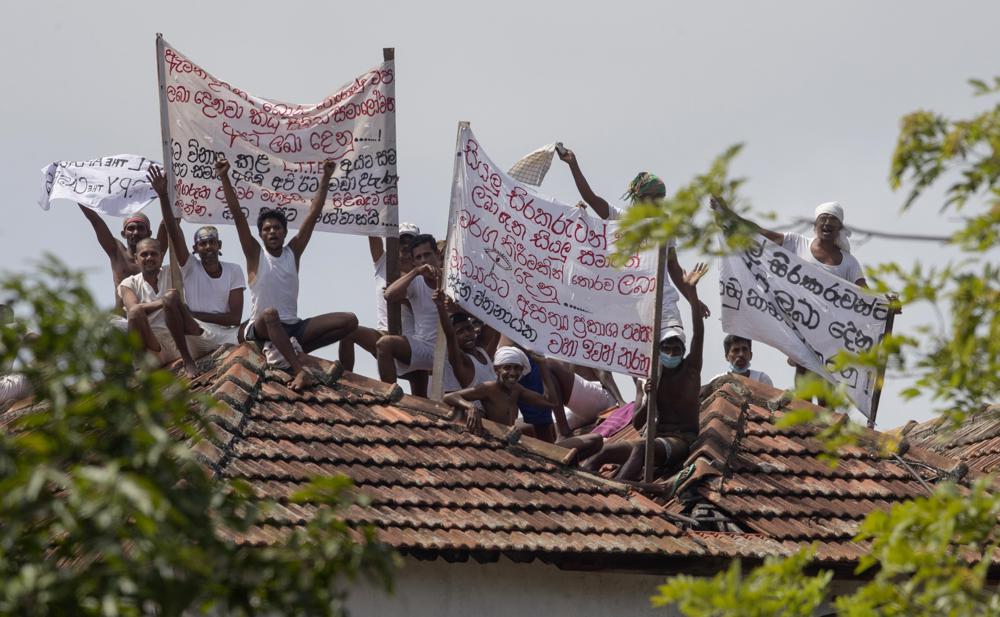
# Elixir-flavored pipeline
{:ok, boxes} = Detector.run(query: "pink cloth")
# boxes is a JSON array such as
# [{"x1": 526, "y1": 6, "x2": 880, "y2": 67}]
[{"x1": 591, "y1": 402, "x2": 636, "y2": 438}]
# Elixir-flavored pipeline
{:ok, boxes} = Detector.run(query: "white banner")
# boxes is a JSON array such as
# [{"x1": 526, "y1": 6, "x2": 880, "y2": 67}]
[
  {"x1": 445, "y1": 126, "x2": 659, "y2": 377},
  {"x1": 719, "y1": 235, "x2": 891, "y2": 416},
  {"x1": 160, "y1": 39, "x2": 397, "y2": 236},
  {"x1": 39, "y1": 155, "x2": 159, "y2": 216}
]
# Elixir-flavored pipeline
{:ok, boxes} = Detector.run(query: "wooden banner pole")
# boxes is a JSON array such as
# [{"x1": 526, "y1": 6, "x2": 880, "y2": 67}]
[
  {"x1": 428, "y1": 121, "x2": 470, "y2": 401},
  {"x1": 866, "y1": 299, "x2": 897, "y2": 429},
  {"x1": 382, "y1": 47, "x2": 402, "y2": 336},
  {"x1": 644, "y1": 244, "x2": 667, "y2": 483},
  {"x1": 154, "y1": 34, "x2": 184, "y2": 300}
]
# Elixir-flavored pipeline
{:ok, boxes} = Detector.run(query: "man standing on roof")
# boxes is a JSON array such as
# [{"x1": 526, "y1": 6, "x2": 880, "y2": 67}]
[
  {"x1": 78, "y1": 201, "x2": 167, "y2": 313},
  {"x1": 584, "y1": 263, "x2": 709, "y2": 481},
  {"x1": 337, "y1": 222, "x2": 420, "y2": 377},
  {"x1": 556, "y1": 146, "x2": 710, "y2": 322},
  {"x1": 216, "y1": 158, "x2": 358, "y2": 391},
  {"x1": 711, "y1": 335, "x2": 774, "y2": 386},
  {"x1": 377, "y1": 234, "x2": 439, "y2": 396},
  {"x1": 148, "y1": 166, "x2": 245, "y2": 349},
  {"x1": 119, "y1": 238, "x2": 214, "y2": 379}
]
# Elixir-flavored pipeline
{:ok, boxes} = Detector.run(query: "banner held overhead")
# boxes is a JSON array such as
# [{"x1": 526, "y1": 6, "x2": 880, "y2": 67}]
[
  {"x1": 158, "y1": 38, "x2": 398, "y2": 236},
  {"x1": 39, "y1": 155, "x2": 160, "y2": 216}
]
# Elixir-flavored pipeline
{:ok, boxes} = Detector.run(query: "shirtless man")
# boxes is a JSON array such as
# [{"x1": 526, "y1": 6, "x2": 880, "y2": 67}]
[
  {"x1": 149, "y1": 166, "x2": 245, "y2": 349},
  {"x1": 79, "y1": 202, "x2": 166, "y2": 313},
  {"x1": 434, "y1": 291, "x2": 495, "y2": 393},
  {"x1": 444, "y1": 346, "x2": 603, "y2": 461},
  {"x1": 557, "y1": 146, "x2": 710, "y2": 319},
  {"x1": 119, "y1": 238, "x2": 213, "y2": 378},
  {"x1": 218, "y1": 158, "x2": 358, "y2": 390},
  {"x1": 584, "y1": 263, "x2": 709, "y2": 481},
  {"x1": 376, "y1": 234, "x2": 439, "y2": 396}
]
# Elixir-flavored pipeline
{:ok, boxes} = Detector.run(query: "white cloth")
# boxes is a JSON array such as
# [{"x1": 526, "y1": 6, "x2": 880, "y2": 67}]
[
  {"x1": 0, "y1": 374, "x2": 31, "y2": 406},
  {"x1": 508, "y1": 144, "x2": 556, "y2": 186},
  {"x1": 39, "y1": 155, "x2": 159, "y2": 216},
  {"x1": 566, "y1": 374, "x2": 617, "y2": 427},
  {"x1": 118, "y1": 266, "x2": 173, "y2": 328},
  {"x1": 711, "y1": 369, "x2": 774, "y2": 387},
  {"x1": 263, "y1": 336, "x2": 304, "y2": 369},
  {"x1": 181, "y1": 258, "x2": 245, "y2": 315},
  {"x1": 394, "y1": 335, "x2": 435, "y2": 374},
  {"x1": 406, "y1": 275, "x2": 438, "y2": 343},
  {"x1": 813, "y1": 201, "x2": 852, "y2": 253},
  {"x1": 197, "y1": 321, "x2": 239, "y2": 347},
  {"x1": 374, "y1": 254, "x2": 389, "y2": 331},
  {"x1": 494, "y1": 346, "x2": 530, "y2": 373},
  {"x1": 249, "y1": 246, "x2": 299, "y2": 323},
  {"x1": 782, "y1": 232, "x2": 864, "y2": 284},
  {"x1": 443, "y1": 347, "x2": 496, "y2": 392}
]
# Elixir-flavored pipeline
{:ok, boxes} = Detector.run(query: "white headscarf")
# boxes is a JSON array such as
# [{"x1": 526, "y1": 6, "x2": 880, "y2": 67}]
[
  {"x1": 493, "y1": 346, "x2": 531, "y2": 373},
  {"x1": 814, "y1": 201, "x2": 852, "y2": 253}
]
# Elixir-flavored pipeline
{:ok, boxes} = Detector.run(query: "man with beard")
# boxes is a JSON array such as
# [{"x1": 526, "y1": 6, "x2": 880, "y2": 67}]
[
  {"x1": 710, "y1": 335, "x2": 774, "y2": 386},
  {"x1": 149, "y1": 166, "x2": 245, "y2": 349},
  {"x1": 78, "y1": 199, "x2": 167, "y2": 313},
  {"x1": 119, "y1": 238, "x2": 214, "y2": 379},
  {"x1": 217, "y1": 158, "x2": 358, "y2": 391}
]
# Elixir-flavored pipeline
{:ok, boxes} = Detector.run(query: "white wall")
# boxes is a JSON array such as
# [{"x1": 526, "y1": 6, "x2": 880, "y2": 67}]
[{"x1": 347, "y1": 556, "x2": 681, "y2": 617}]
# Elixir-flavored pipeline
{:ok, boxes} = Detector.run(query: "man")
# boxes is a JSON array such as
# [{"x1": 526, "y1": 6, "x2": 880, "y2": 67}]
[
  {"x1": 337, "y1": 222, "x2": 418, "y2": 373},
  {"x1": 556, "y1": 146, "x2": 710, "y2": 321},
  {"x1": 149, "y1": 166, "x2": 245, "y2": 349},
  {"x1": 119, "y1": 238, "x2": 214, "y2": 379},
  {"x1": 711, "y1": 335, "x2": 774, "y2": 386},
  {"x1": 546, "y1": 360, "x2": 625, "y2": 431},
  {"x1": 78, "y1": 201, "x2": 167, "y2": 313},
  {"x1": 584, "y1": 263, "x2": 708, "y2": 481},
  {"x1": 443, "y1": 347, "x2": 602, "y2": 462},
  {"x1": 377, "y1": 234, "x2": 439, "y2": 396},
  {"x1": 217, "y1": 158, "x2": 358, "y2": 390},
  {"x1": 434, "y1": 291, "x2": 495, "y2": 393}
]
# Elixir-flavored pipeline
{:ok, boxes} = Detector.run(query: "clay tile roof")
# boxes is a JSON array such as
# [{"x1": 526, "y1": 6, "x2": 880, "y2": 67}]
[
  {"x1": 187, "y1": 344, "x2": 704, "y2": 569},
  {"x1": 901, "y1": 405, "x2": 1000, "y2": 473},
  {"x1": 649, "y1": 374, "x2": 971, "y2": 565}
]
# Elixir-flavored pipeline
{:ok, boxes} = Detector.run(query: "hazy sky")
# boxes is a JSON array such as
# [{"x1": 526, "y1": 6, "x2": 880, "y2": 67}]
[{"x1": 3, "y1": 1, "x2": 998, "y2": 429}]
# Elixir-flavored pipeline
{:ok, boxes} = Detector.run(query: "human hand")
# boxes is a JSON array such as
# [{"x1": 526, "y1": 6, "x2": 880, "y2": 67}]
[
  {"x1": 214, "y1": 158, "x2": 230, "y2": 178},
  {"x1": 465, "y1": 406, "x2": 483, "y2": 434},
  {"x1": 432, "y1": 289, "x2": 446, "y2": 308},
  {"x1": 556, "y1": 147, "x2": 576, "y2": 165},
  {"x1": 699, "y1": 300, "x2": 711, "y2": 318},
  {"x1": 322, "y1": 158, "x2": 336, "y2": 176},
  {"x1": 147, "y1": 166, "x2": 168, "y2": 196},
  {"x1": 683, "y1": 262, "x2": 709, "y2": 288},
  {"x1": 643, "y1": 379, "x2": 653, "y2": 394}
]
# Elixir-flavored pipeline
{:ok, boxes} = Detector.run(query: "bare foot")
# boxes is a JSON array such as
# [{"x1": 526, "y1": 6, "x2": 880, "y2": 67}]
[
  {"x1": 182, "y1": 360, "x2": 199, "y2": 380},
  {"x1": 288, "y1": 369, "x2": 317, "y2": 391}
]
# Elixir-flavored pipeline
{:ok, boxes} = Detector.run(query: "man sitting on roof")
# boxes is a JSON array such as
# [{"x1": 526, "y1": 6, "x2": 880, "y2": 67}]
[
  {"x1": 78, "y1": 200, "x2": 166, "y2": 315},
  {"x1": 435, "y1": 291, "x2": 495, "y2": 393},
  {"x1": 583, "y1": 263, "x2": 709, "y2": 481},
  {"x1": 148, "y1": 166, "x2": 245, "y2": 350},
  {"x1": 711, "y1": 335, "x2": 774, "y2": 387},
  {"x1": 376, "y1": 234, "x2": 439, "y2": 396},
  {"x1": 119, "y1": 238, "x2": 215, "y2": 379},
  {"x1": 217, "y1": 158, "x2": 358, "y2": 390},
  {"x1": 443, "y1": 347, "x2": 602, "y2": 461}
]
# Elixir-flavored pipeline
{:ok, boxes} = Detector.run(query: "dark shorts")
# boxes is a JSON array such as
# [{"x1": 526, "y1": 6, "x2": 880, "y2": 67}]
[
  {"x1": 243, "y1": 317, "x2": 312, "y2": 343},
  {"x1": 521, "y1": 406, "x2": 554, "y2": 426}
]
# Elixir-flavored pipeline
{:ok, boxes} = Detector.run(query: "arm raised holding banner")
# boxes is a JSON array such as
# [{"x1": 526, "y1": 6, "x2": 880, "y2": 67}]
[
  {"x1": 710, "y1": 195, "x2": 785, "y2": 244},
  {"x1": 556, "y1": 147, "x2": 613, "y2": 220},
  {"x1": 288, "y1": 159, "x2": 336, "y2": 265}
]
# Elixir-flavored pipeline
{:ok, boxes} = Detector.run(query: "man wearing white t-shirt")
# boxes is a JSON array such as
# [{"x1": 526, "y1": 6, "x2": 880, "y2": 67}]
[
  {"x1": 711, "y1": 335, "x2": 774, "y2": 387},
  {"x1": 119, "y1": 239, "x2": 214, "y2": 379},
  {"x1": 377, "y1": 234, "x2": 439, "y2": 396},
  {"x1": 150, "y1": 167, "x2": 246, "y2": 349},
  {"x1": 556, "y1": 146, "x2": 711, "y2": 324}
]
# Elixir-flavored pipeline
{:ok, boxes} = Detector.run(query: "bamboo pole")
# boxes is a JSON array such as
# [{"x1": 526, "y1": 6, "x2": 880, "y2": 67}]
[
  {"x1": 154, "y1": 34, "x2": 184, "y2": 299},
  {"x1": 643, "y1": 244, "x2": 667, "y2": 482},
  {"x1": 866, "y1": 298, "x2": 897, "y2": 428},
  {"x1": 382, "y1": 47, "x2": 402, "y2": 336}
]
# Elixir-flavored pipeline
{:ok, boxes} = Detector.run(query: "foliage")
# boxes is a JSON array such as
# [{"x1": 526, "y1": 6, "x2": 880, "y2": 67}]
[
  {"x1": 653, "y1": 78, "x2": 1000, "y2": 615},
  {"x1": 0, "y1": 259, "x2": 397, "y2": 616},
  {"x1": 651, "y1": 548, "x2": 831, "y2": 617}
]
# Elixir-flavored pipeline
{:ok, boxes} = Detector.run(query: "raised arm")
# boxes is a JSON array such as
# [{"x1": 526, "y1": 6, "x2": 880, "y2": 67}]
[
  {"x1": 216, "y1": 159, "x2": 260, "y2": 275},
  {"x1": 667, "y1": 247, "x2": 711, "y2": 318},
  {"x1": 557, "y1": 148, "x2": 613, "y2": 220},
  {"x1": 383, "y1": 265, "x2": 427, "y2": 303},
  {"x1": 710, "y1": 196, "x2": 784, "y2": 245},
  {"x1": 289, "y1": 159, "x2": 335, "y2": 260},
  {"x1": 148, "y1": 166, "x2": 189, "y2": 267},
  {"x1": 78, "y1": 204, "x2": 120, "y2": 259},
  {"x1": 434, "y1": 290, "x2": 474, "y2": 388},
  {"x1": 683, "y1": 263, "x2": 709, "y2": 373}
]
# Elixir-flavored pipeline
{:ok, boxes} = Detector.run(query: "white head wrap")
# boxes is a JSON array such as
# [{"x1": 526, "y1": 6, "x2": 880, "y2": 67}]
[
  {"x1": 814, "y1": 201, "x2": 852, "y2": 253},
  {"x1": 493, "y1": 346, "x2": 531, "y2": 373},
  {"x1": 660, "y1": 322, "x2": 686, "y2": 346}
]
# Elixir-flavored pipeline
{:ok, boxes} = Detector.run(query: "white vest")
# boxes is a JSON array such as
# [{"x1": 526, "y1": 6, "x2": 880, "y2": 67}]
[{"x1": 249, "y1": 246, "x2": 299, "y2": 323}]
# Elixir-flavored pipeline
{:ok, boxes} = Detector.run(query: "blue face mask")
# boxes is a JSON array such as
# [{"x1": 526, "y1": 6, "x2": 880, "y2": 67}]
[
  {"x1": 729, "y1": 362, "x2": 750, "y2": 374},
  {"x1": 660, "y1": 352, "x2": 682, "y2": 369}
]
